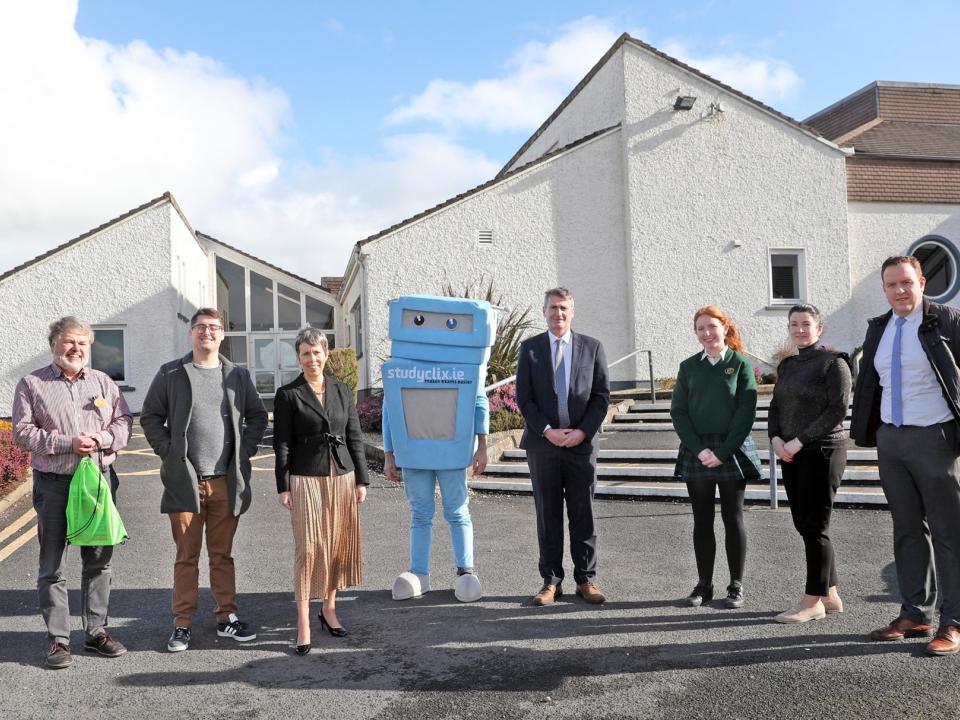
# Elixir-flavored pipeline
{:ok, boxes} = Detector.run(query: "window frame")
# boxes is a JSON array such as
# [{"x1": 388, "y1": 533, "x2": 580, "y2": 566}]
[
  {"x1": 909, "y1": 235, "x2": 960, "y2": 303},
  {"x1": 767, "y1": 248, "x2": 806, "y2": 307},
  {"x1": 89, "y1": 325, "x2": 128, "y2": 385}
]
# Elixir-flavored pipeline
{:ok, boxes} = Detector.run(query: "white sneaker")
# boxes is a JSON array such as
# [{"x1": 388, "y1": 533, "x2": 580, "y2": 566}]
[
  {"x1": 454, "y1": 572, "x2": 483, "y2": 603},
  {"x1": 774, "y1": 603, "x2": 826, "y2": 624},
  {"x1": 392, "y1": 572, "x2": 430, "y2": 600}
]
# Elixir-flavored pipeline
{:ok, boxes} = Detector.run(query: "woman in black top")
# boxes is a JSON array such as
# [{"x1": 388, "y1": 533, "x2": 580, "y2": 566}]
[{"x1": 768, "y1": 304, "x2": 852, "y2": 623}]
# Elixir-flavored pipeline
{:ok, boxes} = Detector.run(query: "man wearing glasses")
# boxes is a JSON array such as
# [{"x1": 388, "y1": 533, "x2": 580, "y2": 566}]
[{"x1": 141, "y1": 308, "x2": 268, "y2": 652}]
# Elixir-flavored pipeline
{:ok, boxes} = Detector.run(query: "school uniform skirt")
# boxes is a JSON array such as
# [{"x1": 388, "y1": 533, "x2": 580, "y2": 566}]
[
  {"x1": 674, "y1": 433, "x2": 762, "y2": 483},
  {"x1": 290, "y1": 471, "x2": 363, "y2": 601}
]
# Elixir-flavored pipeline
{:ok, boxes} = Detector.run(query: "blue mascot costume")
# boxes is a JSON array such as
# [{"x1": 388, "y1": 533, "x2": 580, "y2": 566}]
[{"x1": 382, "y1": 295, "x2": 498, "y2": 602}]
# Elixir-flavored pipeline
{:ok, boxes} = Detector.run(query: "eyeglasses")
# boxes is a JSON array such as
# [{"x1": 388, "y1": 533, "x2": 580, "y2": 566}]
[{"x1": 191, "y1": 323, "x2": 223, "y2": 334}]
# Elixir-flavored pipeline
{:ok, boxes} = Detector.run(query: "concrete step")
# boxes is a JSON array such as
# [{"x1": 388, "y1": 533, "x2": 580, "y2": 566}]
[
  {"x1": 602, "y1": 420, "x2": 853, "y2": 432},
  {"x1": 485, "y1": 462, "x2": 880, "y2": 484},
  {"x1": 499, "y1": 448, "x2": 878, "y2": 463},
  {"x1": 611, "y1": 411, "x2": 852, "y2": 423},
  {"x1": 468, "y1": 477, "x2": 888, "y2": 506}
]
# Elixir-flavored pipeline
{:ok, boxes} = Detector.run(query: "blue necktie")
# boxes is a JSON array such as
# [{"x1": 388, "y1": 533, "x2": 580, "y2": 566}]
[
  {"x1": 891, "y1": 316, "x2": 906, "y2": 427},
  {"x1": 554, "y1": 339, "x2": 570, "y2": 429}
]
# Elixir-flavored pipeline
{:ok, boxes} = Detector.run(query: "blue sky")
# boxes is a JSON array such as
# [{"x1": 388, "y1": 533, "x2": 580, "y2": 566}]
[{"x1": 1, "y1": 1, "x2": 958, "y2": 277}]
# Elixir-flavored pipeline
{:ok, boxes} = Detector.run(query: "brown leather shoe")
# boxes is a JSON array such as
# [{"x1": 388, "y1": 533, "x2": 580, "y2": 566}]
[
  {"x1": 927, "y1": 625, "x2": 960, "y2": 655},
  {"x1": 532, "y1": 583, "x2": 562, "y2": 606},
  {"x1": 575, "y1": 581, "x2": 606, "y2": 604},
  {"x1": 868, "y1": 617, "x2": 934, "y2": 641}
]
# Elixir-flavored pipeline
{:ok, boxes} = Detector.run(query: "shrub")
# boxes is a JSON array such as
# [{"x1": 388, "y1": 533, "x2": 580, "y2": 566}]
[
  {"x1": 356, "y1": 393, "x2": 383, "y2": 432},
  {"x1": 751, "y1": 363, "x2": 764, "y2": 385},
  {"x1": 489, "y1": 382, "x2": 519, "y2": 414},
  {"x1": 443, "y1": 279, "x2": 537, "y2": 386},
  {"x1": 325, "y1": 348, "x2": 359, "y2": 401},
  {"x1": 0, "y1": 428, "x2": 30, "y2": 492},
  {"x1": 489, "y1": 408, "x2": 525, "y2": 433}
]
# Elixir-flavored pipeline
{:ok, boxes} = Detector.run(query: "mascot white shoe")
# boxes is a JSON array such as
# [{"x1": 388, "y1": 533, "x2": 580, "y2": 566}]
[
  {"x1": 454, "y1": 571, "x2": 483, "y2": 603},
  {"x1": 392, "y1": 571, "x2": 431, "y2": 601}
]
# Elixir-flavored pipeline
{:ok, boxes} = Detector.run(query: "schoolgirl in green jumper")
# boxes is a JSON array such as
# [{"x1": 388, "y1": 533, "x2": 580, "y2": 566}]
[{"x1": 670, "y1": 305, "x2": 761, "y2": 608}]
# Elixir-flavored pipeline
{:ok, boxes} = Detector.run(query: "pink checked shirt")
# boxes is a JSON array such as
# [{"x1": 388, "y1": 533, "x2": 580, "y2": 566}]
[{"x1": 12, "y1": 364, "x2": 133, "y2": 475}]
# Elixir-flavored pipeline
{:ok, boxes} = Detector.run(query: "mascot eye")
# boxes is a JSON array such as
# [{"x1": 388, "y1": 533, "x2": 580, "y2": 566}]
[
  {"x1": 446, "y1": 318, "x2": 458, "y2": 329},
  {"x1": 413, "y1": 314, "x2": 425, "y2": 326}
]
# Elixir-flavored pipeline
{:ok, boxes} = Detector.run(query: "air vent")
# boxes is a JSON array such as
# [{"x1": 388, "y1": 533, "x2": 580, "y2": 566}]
[{"x1": 478, "y1": 230, "x2": 494, "y2": 245}]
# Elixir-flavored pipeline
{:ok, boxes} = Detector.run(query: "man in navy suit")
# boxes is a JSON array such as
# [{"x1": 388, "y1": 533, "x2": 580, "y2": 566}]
[{"x1": 516, "y1": 287, "x2": 610, "y2": 606}]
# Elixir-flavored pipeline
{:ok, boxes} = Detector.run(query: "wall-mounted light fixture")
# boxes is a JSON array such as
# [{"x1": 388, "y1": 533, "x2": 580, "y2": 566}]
[{"x1": 673, "y1": 95, "x2": 697, "y2": 111}]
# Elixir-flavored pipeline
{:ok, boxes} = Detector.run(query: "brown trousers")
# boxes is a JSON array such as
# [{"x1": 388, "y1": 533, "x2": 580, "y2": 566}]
[{"x1": 168, "y1": 476, "x2": 240, "y2": 627}]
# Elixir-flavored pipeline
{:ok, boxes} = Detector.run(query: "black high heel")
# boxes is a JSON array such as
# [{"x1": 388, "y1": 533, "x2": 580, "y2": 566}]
[
  {"x1": 295, "y1": 643, "x2": 311, "y2": 656},
  {"x1": 318, "y1": 610, "x2": 348, "y2": 637}
]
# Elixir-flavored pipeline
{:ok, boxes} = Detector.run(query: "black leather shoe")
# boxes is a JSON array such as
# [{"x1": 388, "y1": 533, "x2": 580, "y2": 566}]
[
  {"x1": 318, "y1": 611, "x2": 348, "y2": 637},
  {"x1": 295, "y1": 643, "x2": 311, "y2": 656},
  {"x1": 724, "y1": 582, "x2": 744, "y2": 609},
  {"x1": 686, "y1": 584, "x2": 713, "y2": 607}
]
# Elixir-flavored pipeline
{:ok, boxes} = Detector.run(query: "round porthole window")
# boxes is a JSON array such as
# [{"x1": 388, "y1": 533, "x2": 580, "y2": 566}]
[{"x1": 910, "y1": 236, "x2": 960, "y2": 303}]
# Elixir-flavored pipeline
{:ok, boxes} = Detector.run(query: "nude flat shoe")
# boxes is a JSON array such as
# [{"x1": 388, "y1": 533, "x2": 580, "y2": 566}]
[
  {"x1": 822, "y1": 596, "x2": 844, "y2": 614},
  {"x1": 775, "y1": 603, "x2": 826, "y2": 624}
]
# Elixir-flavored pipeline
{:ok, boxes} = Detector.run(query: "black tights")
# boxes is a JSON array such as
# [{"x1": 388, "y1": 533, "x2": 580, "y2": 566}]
[{"x1": 685, "y1": 478, "x2": 746, "y2": 587}]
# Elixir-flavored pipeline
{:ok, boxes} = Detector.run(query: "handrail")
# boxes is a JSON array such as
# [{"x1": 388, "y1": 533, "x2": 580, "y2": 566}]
[
  {"x1": 485, "y1": 347, "x2": 656, "y2": 401},
  {"x1": 740, "y1": 349, "x2": 777, "y2": 371}
]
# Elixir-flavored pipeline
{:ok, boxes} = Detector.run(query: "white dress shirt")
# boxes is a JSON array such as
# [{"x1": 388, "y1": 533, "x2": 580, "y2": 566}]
[
  {"x1": 874, "y1": 304, "x2": 953, "y2": 426},
  {"x1": 701, "y1": 347, "x2": 730, "y2": 366}
]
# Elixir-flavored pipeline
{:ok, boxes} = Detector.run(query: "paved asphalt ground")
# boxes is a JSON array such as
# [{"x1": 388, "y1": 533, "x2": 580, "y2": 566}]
[{"x1": 0, "y1": 424, "x2": 957, "y2": 720}]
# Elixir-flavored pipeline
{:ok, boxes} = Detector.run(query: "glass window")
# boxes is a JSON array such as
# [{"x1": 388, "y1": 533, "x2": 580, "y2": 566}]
[
  {"x1": 250, "y1": 271, "x2": 274, "y2": 332},
  {"x1": 220, "y1": 336, "x2": 248, "y2": 366},
  {"x1": 770, "y1": 252, "x2": 802, "y2": 302},
  {"x1": 914, "y1": 241, "x2": 956, "y2": 299},
  {"x1": 255, "y1": 372, "x2": 276, "y2": 394},
  {"x1": 327, "y1": 333, "x2": 336, "y2": 350},
  {"x1": 252, "y1": 337, "x2": 277, "y2": 371},
  {"x1": 305, "y1": 295, "x2": 334, "y2": 329},
  {"x1": 279, "y1": 338, "x2": 299, "y2": 370},
  {"x1": 277, "y1": 283, "x2": 302, "y2": 331},
  {"x1": 91, "y1": 328, "x2": 125, "y2": 382},
  {"x1": 216, "y1": 257, "x2": 247, "y2": 331}
]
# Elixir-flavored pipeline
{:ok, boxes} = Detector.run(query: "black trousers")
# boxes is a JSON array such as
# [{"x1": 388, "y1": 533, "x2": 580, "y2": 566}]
[
  {"x1": 685, "y1": 478, "x2": 746, "y2": 587},
  {"x1": 527, "y1": 445, "x2": 598, "y2": 586},
  {"x1": 780, "y1": 444, "x2": 845, "y2": 596}
]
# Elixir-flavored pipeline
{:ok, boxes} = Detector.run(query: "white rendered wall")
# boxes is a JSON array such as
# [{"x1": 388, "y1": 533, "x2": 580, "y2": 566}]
[
  {"x1": 621, "y1": 44, "x2": 853, "y2": 377},
  {"x1": 359, "y1": 130, "x2": 631, "y2": 389},
  {"x1": 0, "y1": 201, "x2": 181, "y2": 415},
  {"x1": 170, "y1": 210, "x2": 210, "y2": 356},
  {"x1": 506, "y1": 52, "x2": 625, "y2": 171},
  {"x1": 847, "y1": 202, "x2": 960, "y2": 334}
]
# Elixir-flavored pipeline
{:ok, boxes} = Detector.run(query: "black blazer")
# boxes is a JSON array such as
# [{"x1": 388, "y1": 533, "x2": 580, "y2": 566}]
[
  {"x1": 273, "y1": 374, "x2": 369, "y2": 491},
  {"x1": 515, "y1": 331, "x2": 610, "y2": 455}
]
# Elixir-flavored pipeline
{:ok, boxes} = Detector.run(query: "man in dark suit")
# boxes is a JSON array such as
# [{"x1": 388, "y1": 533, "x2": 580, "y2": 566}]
[
  {"x1": 516, "y1": 287, "x2": 610, "y2": 606},
  {"x1": 851, "y1": 256, "x2": 960, "y2": 655}
]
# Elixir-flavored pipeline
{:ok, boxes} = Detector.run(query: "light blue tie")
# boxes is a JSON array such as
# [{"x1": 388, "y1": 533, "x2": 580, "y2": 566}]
[
  {"x1": 554, "y1": 339, "x2": 570, "y2": 429},
  {"x1": 891, "y1": 316, "x2": 906, "y2": 427}
]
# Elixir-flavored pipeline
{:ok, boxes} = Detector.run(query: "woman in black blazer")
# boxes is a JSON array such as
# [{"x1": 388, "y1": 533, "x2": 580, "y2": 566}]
[{"x1": 273, "y1": 327, "x2": 369, "y2": 655}]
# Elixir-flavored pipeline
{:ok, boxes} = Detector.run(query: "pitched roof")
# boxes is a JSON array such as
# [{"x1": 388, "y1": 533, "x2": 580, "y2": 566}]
[
  {"x1": 197, "y1": 231, "x2": 333, "y2": 295},
  {"x1": 839, "y1": 120, "x2": 960, "y2": 161},
  {"x1": 0, "y1": 191, "x2": 195, "y2": 283},
  {"x1": 498, "y1": 33, "x2": 827, "y2": 178},
  {"x1": 356, "y1": 123, "x2": 621, "y2": 248}
]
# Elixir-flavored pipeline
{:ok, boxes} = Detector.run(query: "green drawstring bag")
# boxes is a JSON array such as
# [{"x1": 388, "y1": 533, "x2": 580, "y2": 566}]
[{"x1": 66, "y1": 456, "x2": 128, "y2": 546}]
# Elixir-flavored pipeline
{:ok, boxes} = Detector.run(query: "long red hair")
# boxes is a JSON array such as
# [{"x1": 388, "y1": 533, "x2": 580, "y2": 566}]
[{"x1": 693, "y1": 305, "x2": 744, "y2": 353}]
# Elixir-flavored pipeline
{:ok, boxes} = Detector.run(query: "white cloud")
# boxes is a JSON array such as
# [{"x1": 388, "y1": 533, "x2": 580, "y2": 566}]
[
  {"x1": 0, "y1": 1, "x2": 496, "y2": 278},
  {"x1": 385, "y1": 17, "x2": 625, "y2": 132},
  {"x1": 660, "y1": 40, "x2": 802, "y2": 104}
]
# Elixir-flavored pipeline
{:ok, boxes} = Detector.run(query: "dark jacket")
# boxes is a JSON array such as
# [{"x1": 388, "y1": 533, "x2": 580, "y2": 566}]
[
  {"x1": 273, "y1": 374, "x2": 370, "y2": 492},
  {"x1": 140, "y1": 353, "x2": 268, "y2": 516},
  {"x1": 515, "y1": 331, "x2": 610, "y2": 455},
  {"x1": 850, "y1": 298, "x2": 960, "y2": 447}
]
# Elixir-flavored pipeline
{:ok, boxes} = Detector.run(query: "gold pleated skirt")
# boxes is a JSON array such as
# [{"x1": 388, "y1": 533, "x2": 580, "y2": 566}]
[{"x1": 290, "y1": 471, "x2": 363, "y2": 601}]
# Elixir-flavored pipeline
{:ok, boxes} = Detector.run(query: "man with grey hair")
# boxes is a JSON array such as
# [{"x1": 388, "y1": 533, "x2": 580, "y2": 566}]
[
  {"x1": 13, "y1": 316, "x2": 132, "y2": 669},
  {"x1": 141, "y1": 307, "x2": 268, "y2": 652},
  {"x1": 516, "y1": 288, "x2": 610, "y2": 606}
]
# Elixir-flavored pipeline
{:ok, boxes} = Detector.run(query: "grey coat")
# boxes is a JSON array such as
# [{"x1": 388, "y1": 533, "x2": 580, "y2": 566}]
[{"x1": 141, "y1": 353, "x2": 268, "y2": 516}]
